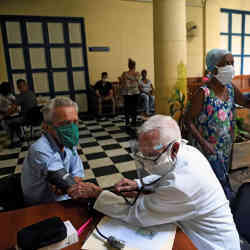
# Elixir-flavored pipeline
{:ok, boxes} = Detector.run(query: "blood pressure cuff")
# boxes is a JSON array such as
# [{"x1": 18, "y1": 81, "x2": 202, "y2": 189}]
[
  {"x1": 47, "y1": 169, "x2": 76, "y2": 192},
  {"x1": 17, "y1": 216, "x2": 67, "y2": 250}
]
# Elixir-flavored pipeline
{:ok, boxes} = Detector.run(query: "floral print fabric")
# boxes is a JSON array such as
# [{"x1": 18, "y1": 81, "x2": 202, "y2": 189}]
[{"x1": 189, "y1": 83, "x2": 235, "y2": 200}]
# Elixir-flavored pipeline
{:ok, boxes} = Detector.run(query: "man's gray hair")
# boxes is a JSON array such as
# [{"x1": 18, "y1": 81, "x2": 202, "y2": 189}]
[
  {"x1": 42, "y1": 97, "x2": 78, "y2": 124},
  {"x1": 139, "y1": 115, "x2": 181, "y2": 146}
]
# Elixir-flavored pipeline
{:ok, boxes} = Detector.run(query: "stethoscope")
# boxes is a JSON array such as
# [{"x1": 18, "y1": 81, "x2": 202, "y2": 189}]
[{"x1": 121, "y1": 176, "x2": 162, "y2": 206}]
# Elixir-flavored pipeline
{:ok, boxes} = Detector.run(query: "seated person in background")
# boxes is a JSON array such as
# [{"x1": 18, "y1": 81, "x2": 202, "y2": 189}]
[
  {"x1": 139, "y1": 69, "x2": 155, "y2": 116},
  {"x1": 94, "y1": 72, "x2": 115, "y2": 117},
  {"x1": 21, "y1": 97, "x2": 85, "y2": 205},
  {"x1": 5, "y1": 79, "x2": 37, "y2": 147},
  {"x1": 15, "y1": 79, "x2": 37, "y2": 118},
  {"x1": 69, "y1": 115, "x2": 240, "y2": 250},
  {"x1": 0, "y1": 81, "x2": 16, "y2": 130}
]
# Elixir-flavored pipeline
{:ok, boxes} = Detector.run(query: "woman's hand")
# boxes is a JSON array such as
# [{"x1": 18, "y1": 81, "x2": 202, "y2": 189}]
[{"x1": 203, "y1": 141, "x2": 216, "y2": 155}]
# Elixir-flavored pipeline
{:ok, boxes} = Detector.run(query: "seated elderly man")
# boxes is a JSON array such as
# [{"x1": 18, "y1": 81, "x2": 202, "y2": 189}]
[
  {"x1": 69, "y1": 115, "x2": 240, "y2": 250},
  {"x1": 21, "y1": 97, "x2": 85, "y2": 205}
]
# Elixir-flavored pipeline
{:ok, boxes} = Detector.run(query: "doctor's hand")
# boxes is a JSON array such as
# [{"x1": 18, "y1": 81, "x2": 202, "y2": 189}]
[
  {"x1": 74, "y1": 176, "x2": 83, "y2": 183},
  {"x1": 115, "y1": 178, "x2": 138, "y2": 193},
  {"x1": 68, "y1": 182, "x2": 102, "y2": 199}
]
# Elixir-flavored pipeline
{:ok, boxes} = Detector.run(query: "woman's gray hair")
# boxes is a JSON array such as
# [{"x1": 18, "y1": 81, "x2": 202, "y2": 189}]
[
  {"x1": 41, "y1": 97, "x2": 78, "y2": 124},
  {"x1": 139, "y1": 115, "x2": 181, "y2": 146}
]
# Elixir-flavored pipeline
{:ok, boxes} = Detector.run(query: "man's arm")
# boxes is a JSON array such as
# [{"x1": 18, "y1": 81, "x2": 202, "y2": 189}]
[
  {"x1": 96, "y1": 90, "x2": 101, "y2": 97},
  {"x1": 106, "y1": 82, "x2": 114, "y2": 97},
  {"x1": 21, "y1": 149, "x2": 57, "y2": 204},
  {"x1": 68, "y1": 177, "x2": 195, "y2": 227},
  {"x1": 94, "y1": 82, "x2": 101, "y2": 97},
  {"x1": 139, "y1": 84, "x2": 143, "y2": 93},
  {"x1": 94, "y1": 187, "x2": 195, "y2": 227},
  {"x1": 69, "y1": 151, "x2": 84, "y2": 179}
]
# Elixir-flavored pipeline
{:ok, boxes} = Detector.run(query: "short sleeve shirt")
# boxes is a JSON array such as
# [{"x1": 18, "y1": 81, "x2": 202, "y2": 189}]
[{"x1": 21, "y1": 134, "x2": 84, "y2": 205}]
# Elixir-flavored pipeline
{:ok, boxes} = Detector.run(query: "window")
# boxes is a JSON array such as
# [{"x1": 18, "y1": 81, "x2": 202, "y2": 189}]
[
  {"x1": 0, "y1": 15, "x2": 90, "y2": 112},
  {"x1": 220, "y1": 9, "x2": 250, "y2": 75}
]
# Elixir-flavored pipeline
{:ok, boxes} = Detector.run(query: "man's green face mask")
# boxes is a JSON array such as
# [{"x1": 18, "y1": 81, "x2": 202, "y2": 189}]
[{"x1": 54, "y1": 123, "x2": 79, "y2": 150}]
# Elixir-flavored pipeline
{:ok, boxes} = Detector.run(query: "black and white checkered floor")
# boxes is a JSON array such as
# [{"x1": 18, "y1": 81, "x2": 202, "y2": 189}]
[
  {"x1": 0, "y1": 115, "x2": 143, "y2": 189},
  {"x1": 1, "y1": 114, "x2": 250, "y2": 191}
]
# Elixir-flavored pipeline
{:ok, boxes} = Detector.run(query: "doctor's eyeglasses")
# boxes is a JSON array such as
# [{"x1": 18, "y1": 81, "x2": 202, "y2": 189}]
[{"x1": 131, "y1": 140, "x2": 175, "y2": 164}]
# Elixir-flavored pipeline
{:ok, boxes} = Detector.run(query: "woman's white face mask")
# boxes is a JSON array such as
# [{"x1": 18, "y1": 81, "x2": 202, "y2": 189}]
[{"x1": 214, "y1": 65, "x2": 235, "y2": 85}]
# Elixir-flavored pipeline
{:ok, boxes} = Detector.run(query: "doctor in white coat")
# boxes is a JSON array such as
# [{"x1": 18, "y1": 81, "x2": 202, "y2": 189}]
[{"x1": 69, "y1": 115, "x2": 240, "y2": 250}]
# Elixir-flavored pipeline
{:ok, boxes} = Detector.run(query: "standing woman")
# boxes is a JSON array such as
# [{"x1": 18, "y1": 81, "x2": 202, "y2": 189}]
[
  {"x1": 120, "y1": 58, "x2": 140, "y2": 127},
  {"x1": 185, "y1": 49, "x2": 250, "y2": 201}
]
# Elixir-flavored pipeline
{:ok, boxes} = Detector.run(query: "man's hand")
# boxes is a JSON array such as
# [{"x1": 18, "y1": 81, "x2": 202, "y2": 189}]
[
  {"x1": 115, "y1": 178, "x2": 138, "y2": 193},
  {"x1": 68, "y1": 182, "x2": 102, "y2": 199},
  {"x1": 96, "y1": 90, "x2": 101, "y2": 97}
]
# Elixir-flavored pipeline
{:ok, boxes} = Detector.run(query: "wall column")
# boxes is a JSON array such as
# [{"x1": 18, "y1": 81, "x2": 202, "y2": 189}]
[{"x1": 153, "y1": 0, "x2": 187, "y2": 115}]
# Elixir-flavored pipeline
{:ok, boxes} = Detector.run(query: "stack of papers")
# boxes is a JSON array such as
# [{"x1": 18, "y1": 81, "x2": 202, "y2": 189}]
[{"x1": 82, "y1": 217, "x2": 176, "y2": 250}]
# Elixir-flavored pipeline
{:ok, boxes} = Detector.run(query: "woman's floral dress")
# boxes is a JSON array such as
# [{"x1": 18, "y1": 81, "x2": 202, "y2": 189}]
[{"x1": 189, "y1": 83, "x2": 235, "y2": 200}]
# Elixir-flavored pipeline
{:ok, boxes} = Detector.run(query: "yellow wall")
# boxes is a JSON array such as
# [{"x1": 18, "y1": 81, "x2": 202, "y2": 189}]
[
  {"x1": 0, "y1": 0, "x2": 154, "y2": 85},
  {"x1": 187, "y1": 0, "x2": 250, "y2": 77},
  {"x1": 1, "y1": 0, "x2": 250, "y2": 84},
  {"x1": 206, "y1": 0, "x2": 250, "y2": 56},
  {"x1": 186, "y1": 2, "x2": 204, "y2": 77}
]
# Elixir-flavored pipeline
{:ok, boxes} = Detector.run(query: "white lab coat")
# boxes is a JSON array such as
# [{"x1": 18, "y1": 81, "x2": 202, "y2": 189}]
[{"x1": 94, "y1": 144, "x2": 240, "y2": 250}]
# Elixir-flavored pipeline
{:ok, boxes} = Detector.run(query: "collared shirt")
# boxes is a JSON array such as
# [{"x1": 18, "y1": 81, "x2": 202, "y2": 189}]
[
  {"x1": 94, "y1": 143, "x2": 240, "y2": 250},
  {"x1": 21, "y1": 133, "x2": 84, "y2": 205}
]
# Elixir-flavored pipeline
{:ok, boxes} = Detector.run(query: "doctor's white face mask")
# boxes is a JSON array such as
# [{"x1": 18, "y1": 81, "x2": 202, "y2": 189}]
[
  {"x1": 214, "y1": 65, "x2": 235, "y2": 85},
  {"x1": 134, "y1": 141, "x2": 177, "y2": 177},
  {"x1": 140, "y1": 154, "x2": 175, "y2": 176}
]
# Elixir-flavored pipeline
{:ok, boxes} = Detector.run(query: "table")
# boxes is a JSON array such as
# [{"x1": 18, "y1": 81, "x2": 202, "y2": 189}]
[{"x1": 0, "y1": 200, "x2": 196, "y2": 250}]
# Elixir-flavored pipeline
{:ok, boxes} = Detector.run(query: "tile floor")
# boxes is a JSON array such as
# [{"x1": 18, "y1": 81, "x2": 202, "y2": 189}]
[
  {"x1": 0, "y1": 114, "x2": 249, "y2": 191},
  {"x1": 0, "y1": 115, "x2": 142, "y2": 189}
]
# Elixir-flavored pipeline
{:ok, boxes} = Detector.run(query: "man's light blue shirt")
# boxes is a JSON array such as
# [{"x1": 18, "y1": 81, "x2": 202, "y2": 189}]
[{"x1": 21, "y1": 133, "x2": 84, "y2": 205}]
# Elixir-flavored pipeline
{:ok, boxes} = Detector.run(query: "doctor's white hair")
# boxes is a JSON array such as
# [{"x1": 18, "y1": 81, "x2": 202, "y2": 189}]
[
  {"x1": 139, "y1": 115, "x2": 181, "y2": 146},
  {"x1": 42, "y1": 97, "x2": 78, "y2": 124}
]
